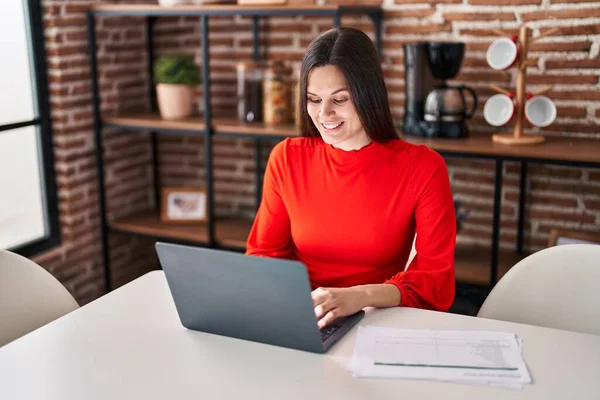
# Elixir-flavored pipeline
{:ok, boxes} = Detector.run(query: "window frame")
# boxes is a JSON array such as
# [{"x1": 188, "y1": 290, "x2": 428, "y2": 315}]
[{"x1": 1, "y1": 0, "x2": 61, "y2": 256}]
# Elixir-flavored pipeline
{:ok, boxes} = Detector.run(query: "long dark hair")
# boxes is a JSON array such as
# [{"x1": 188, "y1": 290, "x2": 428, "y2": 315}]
[{"x1": 298, "y1": 27, "x2": 398, "y2": 141}]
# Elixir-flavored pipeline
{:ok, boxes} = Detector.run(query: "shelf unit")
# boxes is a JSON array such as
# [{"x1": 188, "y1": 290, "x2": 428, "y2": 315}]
[
  {"x1": 87, "y1": 4, "x2": 383, "y2": 292},
  {"x1": 87, "y1": 5, "x2": 600, "y2": 294}
]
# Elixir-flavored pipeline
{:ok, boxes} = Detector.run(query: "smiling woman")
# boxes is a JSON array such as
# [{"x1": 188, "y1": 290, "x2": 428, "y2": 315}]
[{"x1": 246, "y1": 28, "x2": 456, "y2": 329}]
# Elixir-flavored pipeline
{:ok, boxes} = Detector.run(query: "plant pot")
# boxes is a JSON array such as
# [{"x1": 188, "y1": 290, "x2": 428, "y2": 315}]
[{"x1": 156, "y1": 83, "x2": 195, "y2": 120}]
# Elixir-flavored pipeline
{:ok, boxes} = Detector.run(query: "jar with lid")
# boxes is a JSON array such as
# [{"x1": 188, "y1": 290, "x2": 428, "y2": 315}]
[
  {"x1": 263, "y1": 61, "x2": 293, "y2": 126},
  {"x1": 237, "y1": 61, "x2": 265, "y2": 123}
]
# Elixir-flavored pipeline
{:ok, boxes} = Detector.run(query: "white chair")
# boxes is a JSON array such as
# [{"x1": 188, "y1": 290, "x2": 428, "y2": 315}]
[
  {"x1": 0, "y1": 249, "x2": 79, "y2": 346},
  {"x1": 477, "y1": 244, "x2": 600, "y2": 336}
]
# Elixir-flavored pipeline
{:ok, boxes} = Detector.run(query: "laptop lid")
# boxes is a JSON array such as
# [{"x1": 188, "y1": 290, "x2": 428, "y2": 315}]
[{"x1": 155, "y1": 242, "x2": 328, "y2": 353}]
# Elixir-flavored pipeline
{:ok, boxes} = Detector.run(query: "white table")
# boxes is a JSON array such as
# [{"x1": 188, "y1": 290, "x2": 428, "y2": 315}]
[{"x1": 1, "y1": 271, "x2": 599, "y2": 399}]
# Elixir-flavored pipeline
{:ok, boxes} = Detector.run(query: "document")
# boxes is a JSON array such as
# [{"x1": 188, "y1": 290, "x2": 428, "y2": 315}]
[{"x1": 348, "y1": 326, "x2": 531, "y2": 389}]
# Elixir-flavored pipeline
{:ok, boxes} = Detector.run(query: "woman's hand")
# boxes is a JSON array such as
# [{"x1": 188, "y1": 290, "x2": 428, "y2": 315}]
[
  {"x1": 311, "y1": 287, "x2": 366, "y2": 329},
  {"x1": 312, "y1": 284, "x2": 402, "y2": 328}
]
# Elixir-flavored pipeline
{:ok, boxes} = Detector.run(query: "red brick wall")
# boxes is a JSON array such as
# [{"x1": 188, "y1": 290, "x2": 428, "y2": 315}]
[{"x1": 35, "y1": 0, "x2": 600, "y2": 305}]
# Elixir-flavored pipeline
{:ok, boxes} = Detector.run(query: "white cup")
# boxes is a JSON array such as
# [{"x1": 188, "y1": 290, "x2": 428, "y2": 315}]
[
  {"x1": 486, "y1": 36, "x2": 519, "y2": 71},
  {"x1": 524, "y1": 95, "x2": 556, "y2": 127},
  {"x1": 483, "y1": 94, "x2": 515, "y2": 126}
]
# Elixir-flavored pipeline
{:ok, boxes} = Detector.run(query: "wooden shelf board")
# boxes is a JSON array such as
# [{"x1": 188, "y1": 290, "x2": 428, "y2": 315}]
[
  {"x1": 103, "y1": 113, "x2": 206, "y2": 132},
  {"x1": 102, "y1": 113, "x2": 299, "y2": 138},
  {"x1": 102, "y1": 113, "x2": 600, "y2": 165},
  {"x1": 401, "y1": 133, "x2": 600, "y2": 165},
  {"x1": 213, "y1": 117, "x2": 299, "y2": 138},
  {"x1": 109, "y1": 210, "x2": 524, "y2": 286},
  {"x1": 108, "y1": 210, "x2": 252, "y2": 249}
]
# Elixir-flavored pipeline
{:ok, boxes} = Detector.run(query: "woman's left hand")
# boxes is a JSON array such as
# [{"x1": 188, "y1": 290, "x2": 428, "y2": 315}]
[{"x1": 311, "y1": 287, "x2": 366, "y2": 329}]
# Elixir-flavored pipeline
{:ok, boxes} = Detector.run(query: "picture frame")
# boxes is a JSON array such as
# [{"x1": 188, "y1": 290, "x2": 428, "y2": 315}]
[
  {"x1": 547, "y1": 228, "x2": 600, "y2": 247},
  {"x1": 161, "y1": 186, "x2": 207, "y2": 224}
]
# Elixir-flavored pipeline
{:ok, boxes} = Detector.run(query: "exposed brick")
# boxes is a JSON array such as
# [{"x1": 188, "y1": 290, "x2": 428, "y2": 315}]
[
  {"x1": 387, "y1": 24, "x2": 452, "y2": 35},
  {"x1": 543, "y1": 124, "x2": 600, "y2": 134},
  {"x1": 455, "y1": 71, "x2": 511, "y2": 83},
  {"x1": 324, "y1": 0, "x2": 381, "y2": 4},
  {"x1": 462, "y1": 58, "x2": 491, "y2": 68},
  {"x1": 49, "y1": 58, "x2": 90, "y2": 70},
  {"x1": 447, "y1": 159, "x2": 495, "y2": 171},
  {"x1": 558, "y1": 106, "x2": 588, "y2": 118},
  {"x1": 50, "y1": 71, "x2": 91, "y2": 84},
  {"x1": 530, "y1": 166, "x2": 583, "y2": 179},
  {"x1": 383, "y1": 39, "x2": 411, "y2": 52},
  {"x1": 44, "y1": 16, "x2": 86, "y2": 28},
  {"x1": 47, "y1": 44, "x2": 88, "y2": 58},
  {"x1": 589, "y1": 172, "x2": 600, "y2": 182},
  {"x1": 550, "y1": 91, "x2": 600, "y2": 101},
  {"x1": 469, "y1": 0, "x2": 540, "y2": 4},
  {"x1": 454, "y1": 172, "x2": 495, "y2": 185},
  {"x1": 528, "y1": 41, "x2": 592, "y2": 52},
  {"x1": 523, "y1": 8, "x2": 600, "y2": 21},
  {"x1": 527, "y1": 75, "x2": 597, "y2": 85},
  {"x1": 584, "y1": 199, "x2": 600, "y2": 211},
  {"x1": 383, "y1": 69, "x2": 404, "y2": 79},
  {"x1": 541, "y1": 24, "x2": 600, "y2": 36},
  {"x1": 546, "y1": 59, "x2": 600, "y2": 69},
  {"x1": 383, "y1": 9, "x2": 435, "y2": 19},
  {"x1": 466, "y1": 42, "x2": 492, "y2": 52},
  {"x1": 395, "y1": 0, "x2": 460, "y2": 3},
  {"x1": 55, "y1": 138, "x2": 87, "y2": 151},
  {"x1": 530, "y1": 181, "x2": 600, "y2": 196},
  {"x1": 460, "y1": 28, "x2": 516, "y2": 37},
  {"x1": 239, "y1": 37, "x2": 293, "y2": 47},
  {"x1": 266, "y1": 52, "x2": 305, "y2": 62},
  {"x1": 505, "y1": 192, "x2": 578, "y2": 208},
  {"x1": 529, "y1": 210, "x2": 596, "y2": 224},
  {"x1": 64, "y1": 4, "x2": 90, "y2": 14},
  {"x1": 44, "y1": 5, "x2": 61, "y2": 17},
  {"x1": 445, "y1": 12, "x2": 515, "y2": 21},
  {"x1": 552, "y1": 0, "x2": 600, "y2": 3}
]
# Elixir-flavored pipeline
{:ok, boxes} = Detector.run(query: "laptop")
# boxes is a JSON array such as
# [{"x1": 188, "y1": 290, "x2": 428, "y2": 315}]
[{"x1": 155, "y1": 242, "x2": 365, "y2": 353}]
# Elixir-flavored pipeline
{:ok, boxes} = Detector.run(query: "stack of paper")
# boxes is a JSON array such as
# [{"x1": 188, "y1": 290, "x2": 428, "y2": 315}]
[{"x1": 348, "y1": 326, "x2": 531, "y2": 389}]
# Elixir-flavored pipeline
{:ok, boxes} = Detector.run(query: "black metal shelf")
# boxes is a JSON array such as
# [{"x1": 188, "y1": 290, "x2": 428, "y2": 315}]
[{"x1": 87, "y1": 5, "x2": 383, "y2": 292}]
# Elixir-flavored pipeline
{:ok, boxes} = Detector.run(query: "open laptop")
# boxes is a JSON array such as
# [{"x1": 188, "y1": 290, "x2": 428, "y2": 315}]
[{"x1": 155, "y1": 242, "x2": 364, "y2": 353}]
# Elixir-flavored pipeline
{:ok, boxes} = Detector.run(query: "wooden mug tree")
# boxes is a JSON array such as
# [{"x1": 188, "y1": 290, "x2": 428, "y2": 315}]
[{"x1": 490, "y1": 26, "x2": 560, "y2": 145}]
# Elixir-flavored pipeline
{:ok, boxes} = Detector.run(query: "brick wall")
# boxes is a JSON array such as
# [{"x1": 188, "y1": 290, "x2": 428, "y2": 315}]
[{"x1": 34, "y1": 0, "x2": 599, "y2": 305}]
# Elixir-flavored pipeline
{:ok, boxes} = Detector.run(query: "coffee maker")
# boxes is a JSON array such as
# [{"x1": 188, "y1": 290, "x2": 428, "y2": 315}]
[{"x1": 402, "y1": 42, "x2": 478, "y2": 138}]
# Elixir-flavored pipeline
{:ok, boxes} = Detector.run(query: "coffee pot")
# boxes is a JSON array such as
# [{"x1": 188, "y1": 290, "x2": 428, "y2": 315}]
[
  {"x1": 424, "y1": 83, "x2": 477, "y2": 123},
  {"x1": 402, "y1": 42, "x2": 478, "y2": 138}
]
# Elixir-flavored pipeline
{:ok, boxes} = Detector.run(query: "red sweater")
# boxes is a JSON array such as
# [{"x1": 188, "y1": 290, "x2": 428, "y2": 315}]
[{"x1": 246, "y1": 137, "x2": 456, "y2": 311}]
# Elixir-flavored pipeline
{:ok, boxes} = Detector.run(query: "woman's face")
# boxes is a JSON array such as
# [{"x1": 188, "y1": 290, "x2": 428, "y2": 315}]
[{"x1": 306, "y1": 65, "x2": 370, "y2": 151}]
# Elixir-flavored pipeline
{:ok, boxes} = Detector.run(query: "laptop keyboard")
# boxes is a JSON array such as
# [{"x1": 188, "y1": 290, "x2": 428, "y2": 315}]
[{"x1": 320, "y1": 323, "x2": 342, "y2": 342}]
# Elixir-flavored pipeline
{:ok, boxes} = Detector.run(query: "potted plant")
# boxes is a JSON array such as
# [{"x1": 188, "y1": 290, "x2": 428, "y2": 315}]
[{"x1": 153, "y1": 54, "x2": 201, "y2": 120}]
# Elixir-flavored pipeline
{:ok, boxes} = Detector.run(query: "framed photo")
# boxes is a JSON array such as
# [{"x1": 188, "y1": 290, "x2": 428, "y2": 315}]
[
  {"x1": 161, "y1": 186, "x2": 207, "y2": 223},
  {"x1": 547, "y1": 228, "x2": 600, "y2": 247}
]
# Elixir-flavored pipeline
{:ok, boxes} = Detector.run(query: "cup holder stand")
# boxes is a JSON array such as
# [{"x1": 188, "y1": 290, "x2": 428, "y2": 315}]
[{"x1": 488, "y1": 26, "x2": 560, "y2": 146}]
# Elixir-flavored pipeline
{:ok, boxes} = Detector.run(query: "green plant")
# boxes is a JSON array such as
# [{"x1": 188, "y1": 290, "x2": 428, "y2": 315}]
[{"x1": 153, "y1": 54, "x2": 201, "y2": 86}]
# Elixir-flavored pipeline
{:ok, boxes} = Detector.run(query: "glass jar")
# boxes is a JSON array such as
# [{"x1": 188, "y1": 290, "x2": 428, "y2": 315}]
[
  {"x1": 237, "y1": 61, "x2": 265, "y2": 123},
  {"x1": 263, "y1": 61, "x2": 293, "y2": 126}
]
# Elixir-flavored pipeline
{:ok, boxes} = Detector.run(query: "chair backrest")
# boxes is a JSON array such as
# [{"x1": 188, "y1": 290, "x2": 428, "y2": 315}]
[
  {"x1": 477, "y1": 244, "x2": 600, "y2": 336},
  {"x1": 0, "y1": 249, "x2": 79, "y2": 346}
]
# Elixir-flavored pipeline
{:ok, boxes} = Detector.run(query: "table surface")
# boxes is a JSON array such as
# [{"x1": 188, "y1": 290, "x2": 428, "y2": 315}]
[{"x1": 1, "y1": 271, "x2": 599, "y2": 400}]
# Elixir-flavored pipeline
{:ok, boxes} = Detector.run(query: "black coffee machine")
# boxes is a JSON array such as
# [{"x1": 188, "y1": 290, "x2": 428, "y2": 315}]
[{"x1": 402, "y1": 42, "x2": 477, "y2": 138}]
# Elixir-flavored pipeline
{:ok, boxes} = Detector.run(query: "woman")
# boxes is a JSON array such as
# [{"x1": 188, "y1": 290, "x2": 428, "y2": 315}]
[{"x1": 246, "y1": 27, "x2": 456, "y2": 328}]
